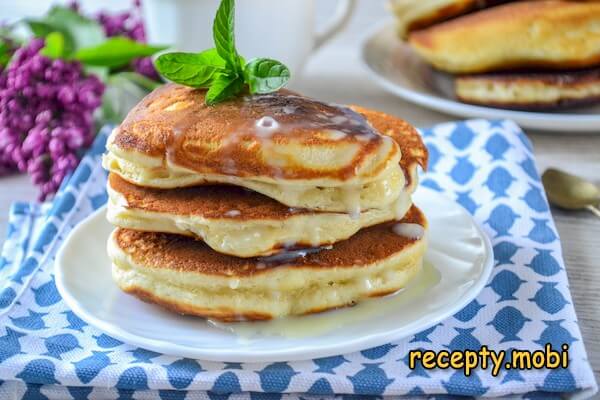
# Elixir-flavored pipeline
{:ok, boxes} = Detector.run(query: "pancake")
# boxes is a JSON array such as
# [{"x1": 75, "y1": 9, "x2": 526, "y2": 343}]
[
  {"x1": 408, "y1": 1, "x2": 600, "y2": 74},
  {"x1": 455, "y1": 67, "x2": 600, "y2": 109},
  {"x1": 103, "y1": 84, "x2": 427, "y2": 213},
  {"x1": 108, "y1": 205, "x2": 427, "y2": 321},
  {"x1": 390, "y1": 0, "x2": 511, "y2": 38},
  {"x1": 107, "y1": 165, "x2": 417, "y2": 257}
]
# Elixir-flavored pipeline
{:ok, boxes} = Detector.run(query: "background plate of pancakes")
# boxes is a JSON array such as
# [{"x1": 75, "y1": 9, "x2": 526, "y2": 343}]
[
  {"x1": 55, "y1": 186, "x2": 493, "y2": 362},
  {"x1": 362, "y1": 1, "x2": 600, "y2": 133}
]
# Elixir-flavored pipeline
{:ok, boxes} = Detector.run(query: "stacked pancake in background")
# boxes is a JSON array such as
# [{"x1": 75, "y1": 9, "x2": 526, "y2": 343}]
[
  {"x1": 103, "y1": 83, "x2": 429, "y2": 322},
  {"x1": 390, "y1": 0, "x2": 600, "y2": 110}
]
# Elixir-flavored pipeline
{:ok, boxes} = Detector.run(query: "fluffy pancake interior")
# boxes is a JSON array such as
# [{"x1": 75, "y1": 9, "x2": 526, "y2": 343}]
[
  {"x1": 103, "y1": 148, "x2": 404, "y2": 212},
  {"x1": 107, "y1": 169, "x2": 418, "y2": 257},
  {"x1": 108, "y1": 206, "x2": 427, "y2": 321}
]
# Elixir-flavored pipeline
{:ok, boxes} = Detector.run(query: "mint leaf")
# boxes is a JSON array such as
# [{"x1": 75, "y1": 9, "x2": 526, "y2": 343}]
[
  {"x1": 74, "y1": 37, "x2": 167, "y2": 68},
  {"x1": 244, "y1": 58, "x2": 290, "y2": 94},
  {"x1": 155, "y1": 49, "x2": 227, "y2": 87},
  {"x1": 212, "y1": 0, "x2": 240, "y2": 71},
  {"x1": 205, "y1": 73, "x2": 244, "y2": 105},
  {"x1": 40, "y1": 32, "x2": 66, "y2": 59}
]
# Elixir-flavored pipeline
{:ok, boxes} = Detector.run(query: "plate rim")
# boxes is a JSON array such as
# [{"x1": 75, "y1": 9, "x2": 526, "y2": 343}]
[
  {"x1": 360, "y1": 19, "x2": 600, "y2": 133},
  {"x1": 55, "y1": 188, "x2": 494, "y2": 362}
]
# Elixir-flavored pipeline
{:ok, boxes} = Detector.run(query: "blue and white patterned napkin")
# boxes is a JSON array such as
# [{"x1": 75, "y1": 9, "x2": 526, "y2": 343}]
[{"x1": 0, "y1": 121, "x2": 597, "y2": 399}]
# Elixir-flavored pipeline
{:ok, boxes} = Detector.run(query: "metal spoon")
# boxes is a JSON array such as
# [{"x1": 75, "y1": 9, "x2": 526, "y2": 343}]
[{"x1": 542, "y1": 168, "x2": 600, "y2": 218}]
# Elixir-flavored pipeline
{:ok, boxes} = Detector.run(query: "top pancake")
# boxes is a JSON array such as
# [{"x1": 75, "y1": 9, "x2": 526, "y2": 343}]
[
  {"x1": 408, "y1": 1, "x2": 600, "y2": 73},
  {"x1": 107, "y1": 84, "x2": 399, "y2": 186},
  {"x1": 103, "y1": 85, "x2": 427, "y2": 212}
]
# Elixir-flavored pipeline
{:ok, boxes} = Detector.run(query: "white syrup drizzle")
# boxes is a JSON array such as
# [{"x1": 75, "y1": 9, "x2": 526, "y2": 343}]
[
  {"x1": 224, "y1": 210, "x2": 241, "y2": 217},
  {"x1": 392, "y1": 223, "x2": 425, "y2": 240},
  {"x1": 341, "y1": 186, "x2": 362, "y2": 220},
  {"x1": 255, "y1": 116, "x2": 280, "y2": 138}
]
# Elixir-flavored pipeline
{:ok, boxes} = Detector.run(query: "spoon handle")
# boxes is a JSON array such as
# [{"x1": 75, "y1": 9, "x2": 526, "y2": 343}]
[{"x1": 586, "y1": 205, "x2": 600, "y2": 219}]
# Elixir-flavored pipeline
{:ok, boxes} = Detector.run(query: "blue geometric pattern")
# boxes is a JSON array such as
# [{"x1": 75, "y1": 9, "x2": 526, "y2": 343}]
[{"x1": 0, "y1": 121, "x2": 596, "y2": 399}]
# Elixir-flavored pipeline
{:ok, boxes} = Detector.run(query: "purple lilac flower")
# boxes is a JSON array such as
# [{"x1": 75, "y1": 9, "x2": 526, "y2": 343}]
[{"x1": 0, "y1": 38, "x2": 104, "y2": 200}]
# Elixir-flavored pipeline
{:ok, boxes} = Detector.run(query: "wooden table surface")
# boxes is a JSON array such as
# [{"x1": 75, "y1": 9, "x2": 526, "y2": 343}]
[{"x1": 0, "y1": 0, "x2": 598, "y2": 392}]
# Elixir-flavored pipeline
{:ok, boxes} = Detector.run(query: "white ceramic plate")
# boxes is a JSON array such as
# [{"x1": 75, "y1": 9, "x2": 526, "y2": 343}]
[
  {"x1": 361, "y1": 21, "x2": 600, "y2": 133},
  {"x1": 55, "y1": 187, "x2": 493, "y2": 362}
]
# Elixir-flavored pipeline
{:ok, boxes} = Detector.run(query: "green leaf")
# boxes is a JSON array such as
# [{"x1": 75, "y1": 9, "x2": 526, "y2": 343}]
[
  {"x1": 243, "y1": 58, "x2": 290, "y2": 94},
  {"x1": 26, "y1": 6, "x2": 105, "y2": 55},
  {"x1": 25, "y1": 19, "x2": 57, "y2": 38},
  {"x1": 0, "y1": 42, "x2": 11, "y2": 68},
  {"x1": 205, "y1": 73, "x2": 244, "y2": 105},
  {"x1": 0, "y1": 25, "x2": 20, "y2": 68},
  {"x1": 212, "y1": 0, "x2": 239, "y2": 71},
  {"x1": 151, "y1": 0, "x2": 291, "y2": 102},
  {"x1": 40, "y1": 31, "x2": 65, "y2": 59},
  {"x1": 155, "y1": 49, "x2": 227, "y2": 87},
  {"x1": 74, "y1": 36, "x2": 167, "y2": 68},
  {"x1": 46, "y1": 6, "x2": 105, "y2": 49}
]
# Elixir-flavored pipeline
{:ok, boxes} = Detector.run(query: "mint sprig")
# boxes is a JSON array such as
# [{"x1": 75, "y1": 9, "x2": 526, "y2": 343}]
[
  {"x1": 155, "y1": 0, "x2": 290, "y2": 105},
  {"x1": 212, "y1": 0, "x2": 240, "y2": 73}
]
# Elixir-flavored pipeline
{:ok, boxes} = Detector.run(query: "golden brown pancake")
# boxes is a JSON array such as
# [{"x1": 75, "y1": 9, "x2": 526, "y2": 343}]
[
  {"x1": 107, "y1": 84, "x2": 397, "y2": 182},
  {"x1": 349, "y1": 105, "x2": 427, "y2": 185},
  {"x1": 408, "y1": 1, "x2": 600, "y2": 74},
  {"x1": 103, "y1": 85, "x2": 427, "y2": 212},
  {"x1": 108, "y1": 206, "x2": 428, "y2": 321},
  {"x1": 107, "y1": 170, "x2": 417, "y2": 257},
  {"x1": 105, "y1": 103, "x2": 428, "y2": 257},
  {"x1": 455, "y1": 67, "x2": 600, "y2": 109},
  {"x1": 390, "y1": 0, "x2": 512, "y2": 38}
]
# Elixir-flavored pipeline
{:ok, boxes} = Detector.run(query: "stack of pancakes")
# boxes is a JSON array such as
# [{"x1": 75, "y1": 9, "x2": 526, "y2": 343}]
[
  {"x1": 391, "y1": 0, "x2": 600, "y2": 110},
  {"x1": 103, "y1": 84, "x2": 429, "y2": 321}
]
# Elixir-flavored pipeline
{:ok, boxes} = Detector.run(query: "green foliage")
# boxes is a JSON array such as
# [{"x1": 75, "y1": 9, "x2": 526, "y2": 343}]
[{"x1": 155, "y1": 0, "x2": 290, "y2": 104}]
